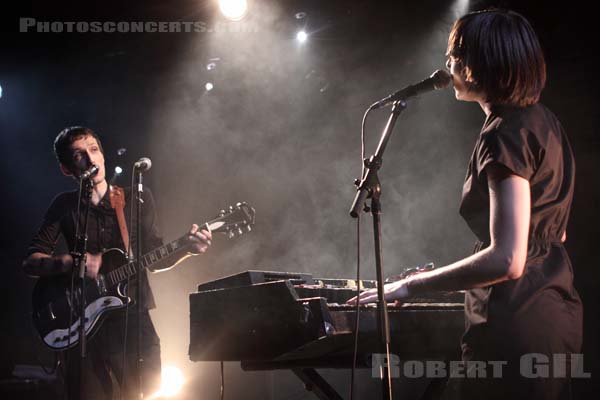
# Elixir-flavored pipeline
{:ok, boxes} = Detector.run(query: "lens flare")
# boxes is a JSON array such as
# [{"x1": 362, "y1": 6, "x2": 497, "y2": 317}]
[{"x1": 159, "y1": 366, "x2": 185, "y2": 397}]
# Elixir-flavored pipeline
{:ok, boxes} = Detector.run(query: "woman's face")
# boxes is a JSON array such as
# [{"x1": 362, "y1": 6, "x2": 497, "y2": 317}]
[{"x1": 446, "y1": 57, "x2": 485, "y2": 104}]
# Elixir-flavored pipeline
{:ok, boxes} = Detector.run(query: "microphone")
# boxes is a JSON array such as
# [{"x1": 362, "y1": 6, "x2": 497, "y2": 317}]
[
  {"x1": 79, "y1": 164, "x2": 99, "y2": 180},
  {"x1": 134, "y1": 157, "x2": 152, "y2": 172},
  {"x1": 371, "y1": 69, "x2": 452, "y2": 109}
]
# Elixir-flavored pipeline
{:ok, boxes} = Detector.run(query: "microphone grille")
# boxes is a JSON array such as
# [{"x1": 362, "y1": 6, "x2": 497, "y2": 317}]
[
  {"x1": 135, "y1": 157, "x2": 152, "y2": 171},
  {"x1": 431, "y1": 69, "x2": 452, "y2": 90}
]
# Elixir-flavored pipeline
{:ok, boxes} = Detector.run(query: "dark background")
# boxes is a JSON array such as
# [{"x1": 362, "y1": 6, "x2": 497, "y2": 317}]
[{"x1": 1, "y1": 0, "x2": 598, "y2": 398}]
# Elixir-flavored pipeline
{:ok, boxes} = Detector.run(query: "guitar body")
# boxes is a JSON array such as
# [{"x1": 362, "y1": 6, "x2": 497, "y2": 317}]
[
  {"x1": 32, "y1": 248, "x2": 131, "y2": 351},
  {"x1": 31, "y1": 201, "x2": 255, "y2": 351}
]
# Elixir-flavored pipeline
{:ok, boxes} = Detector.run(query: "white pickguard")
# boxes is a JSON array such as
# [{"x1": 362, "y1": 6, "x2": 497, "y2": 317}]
[{"x1": 43, "y1": 296, "x2": 124, "y2": 350}]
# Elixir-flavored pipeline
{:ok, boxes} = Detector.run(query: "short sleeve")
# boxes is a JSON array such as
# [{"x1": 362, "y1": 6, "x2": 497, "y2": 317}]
[
  {"x1": 476, "y1": 127, "x2": 538, "y2": 181},
  {"x1": 26, "y1": 193, "x2": 70, "y2": 256}
]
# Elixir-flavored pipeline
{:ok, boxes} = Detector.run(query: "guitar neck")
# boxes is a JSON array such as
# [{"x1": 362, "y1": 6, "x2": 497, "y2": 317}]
[
  {"x1": 105, "y1": 235, "x2": 188, "y2": 287},
  {"x1": 103, "y1": 202, "x2": 255, "y2": 288}
]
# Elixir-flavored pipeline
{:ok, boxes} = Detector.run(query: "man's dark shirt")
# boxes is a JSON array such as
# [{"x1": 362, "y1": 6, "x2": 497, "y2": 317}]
[{"x1": 27, "y1": 186, "x2": 163, "y2": 309}]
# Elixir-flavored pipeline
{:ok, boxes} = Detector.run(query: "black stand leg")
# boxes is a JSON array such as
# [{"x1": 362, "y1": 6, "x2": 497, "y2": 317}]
[
  {"x1": 292, "y1": 368, "x2": 344, "y2": 400},
  {"x1": 419, "y1": 376, "x2": 449, "y2": 400},
  {"x1": 136, "y1": 170, "x2": 144, "y2": 399}
]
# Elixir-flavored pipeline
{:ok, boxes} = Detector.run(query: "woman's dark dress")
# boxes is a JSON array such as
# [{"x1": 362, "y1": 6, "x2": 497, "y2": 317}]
[{"x1": 457, "y1": 103, "x2": 583, "y2": 399}]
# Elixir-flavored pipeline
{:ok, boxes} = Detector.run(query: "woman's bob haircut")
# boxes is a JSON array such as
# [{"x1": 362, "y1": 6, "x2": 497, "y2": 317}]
[{"x1": 447, "y1": 9, "x2": 546, "y2": 107}]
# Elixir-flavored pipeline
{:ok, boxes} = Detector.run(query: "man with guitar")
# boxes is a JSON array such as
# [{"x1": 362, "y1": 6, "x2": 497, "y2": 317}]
[{"x1": 23, "y1": 126, "x2": 212, "y2": 399}]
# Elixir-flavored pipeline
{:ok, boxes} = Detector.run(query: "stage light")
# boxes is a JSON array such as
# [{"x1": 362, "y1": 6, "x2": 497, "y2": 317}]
[
  {"x1": 296, "y1": 30, "x2": 308, "y2": 43},
  {"x1": 110, "y1": 166, "x2": 123, "y2": 185},
  {"x1": 452, "y1": 0, "x2": 469, "y2": 18},
  {"x1": 206, "y1": 57, "x2": 221, "y2": 71},
  {"x1": 159, "y1": 366, "x2": 185, "y2": 397},
  {"x1": 218, "y1": 0, "x2": 248, "y2": 21},
  {"x1": 0, "y1": 84, "x2": 3, "y2": 98},
  {"x1": 205, "y1": 82, "x2": 214, "y2": 91}
]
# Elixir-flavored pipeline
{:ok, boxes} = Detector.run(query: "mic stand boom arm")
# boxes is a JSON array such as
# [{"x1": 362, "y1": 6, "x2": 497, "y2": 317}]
[{"x1": 349, "y1": 99, "x2": 407, "y2": 400}]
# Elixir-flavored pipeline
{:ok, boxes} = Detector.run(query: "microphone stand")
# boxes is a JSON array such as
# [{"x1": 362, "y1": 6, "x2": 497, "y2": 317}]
[
  {"x1": 135, "y1": 168, "x2": 145, "y2": 399},
  {"x1": 349, "y1": 99, "x2": 407, "y2": 400},
  {"x1": 73, "y1": 177, "x2": 94, "y2": 399}
]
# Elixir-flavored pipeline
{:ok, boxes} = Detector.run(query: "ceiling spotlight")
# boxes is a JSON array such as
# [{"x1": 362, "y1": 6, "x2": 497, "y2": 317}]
[
  {"x1": 296, "y1": 30, "x2": 308, "y2": 43},
  {"x1": 218, "y1": 0, "x2": 248, "y2": 21},
  {"x1": 117, "y1": 148, "x2": 127, "y2": 156},
  {"x1": 110, "y1": 165, "x2": 123, "y2": 184},
  {"x1": 205, "y1": 82, "x2": 214, "y2": 91},
  {"x1": 452, "y1": 0, "x2": 470, "y2": 19},
  {"x1": 295, "y1": 12, "x2": 307, "y2": 20},
  {"x1": 206, "y1": 57, "x2": 221, "y2": 71}
]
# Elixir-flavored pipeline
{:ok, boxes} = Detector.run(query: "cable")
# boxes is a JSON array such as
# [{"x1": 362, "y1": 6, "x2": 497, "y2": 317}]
[
  {"x1": 349, "y1": 104, "x2": 374, "y2": 400},
  {"x1": 349, "y1": 214, "x2": 361, "y2": 400},
  {"x1": 68, "y1": 178, "x2": 85, "y2": 344},
  {"x1": 360, "y1": 106, "x2": 372, "y2": 180},
  {"x1": 35, "y1": 346, "x2": 60, "y2": 375}
]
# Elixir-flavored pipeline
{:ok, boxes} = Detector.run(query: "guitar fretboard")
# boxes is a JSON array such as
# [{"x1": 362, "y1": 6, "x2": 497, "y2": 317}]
[
  {"x1": 105, "y1": 236, "x2": 187, "y2": 287},
  {"x1": 102, "y1": 203, "x2": 254, "y2": 288}
]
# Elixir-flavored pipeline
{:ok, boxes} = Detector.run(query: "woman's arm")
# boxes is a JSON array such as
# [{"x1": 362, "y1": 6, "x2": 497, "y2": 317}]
[{"x1": 351, "y1": 164, "x2": 530, "y2": 304}]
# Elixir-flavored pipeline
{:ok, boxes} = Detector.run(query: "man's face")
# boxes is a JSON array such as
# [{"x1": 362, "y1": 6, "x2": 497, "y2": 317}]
[{"x1": 66, "y1": 135, "x2": 106, "y2": 185}]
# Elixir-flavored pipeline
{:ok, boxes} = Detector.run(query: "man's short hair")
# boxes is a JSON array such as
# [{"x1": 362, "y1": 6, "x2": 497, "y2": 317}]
[
  {"x1": 447, "y1": 9, "x2": 546, "y2": 107},
  {"x1": 53, "y1": 126, "x2": 104, "y2": 167}
]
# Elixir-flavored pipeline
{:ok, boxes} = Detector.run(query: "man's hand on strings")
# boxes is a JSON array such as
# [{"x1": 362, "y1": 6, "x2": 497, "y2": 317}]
[
  {"x1": 188, "y1": 224, "x2": 212, "y2": 254},
  {"x1": 85, "y1": 253, "x2": 103, "y2": 279}
]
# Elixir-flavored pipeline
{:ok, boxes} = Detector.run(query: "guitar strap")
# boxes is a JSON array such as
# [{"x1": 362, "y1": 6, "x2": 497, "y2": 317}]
[{"x1": 108, "y1": 185, "x2": 130, "y2": 253}]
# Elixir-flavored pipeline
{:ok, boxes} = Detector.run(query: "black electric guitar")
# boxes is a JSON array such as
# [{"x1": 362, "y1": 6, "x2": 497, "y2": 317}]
[{"x1": 32, "y1": 202, "x2": 255, "y2": 350}]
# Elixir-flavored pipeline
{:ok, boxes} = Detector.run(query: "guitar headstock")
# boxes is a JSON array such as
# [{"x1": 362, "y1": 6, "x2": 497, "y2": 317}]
[{"x1": 205, "y1": 202, "x2": 255, "y2": 239}]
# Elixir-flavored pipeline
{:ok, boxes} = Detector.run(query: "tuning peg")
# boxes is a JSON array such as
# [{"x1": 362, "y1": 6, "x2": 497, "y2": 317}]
[
  {"x1": 228, "y1": 230, "x2": 235, "y2": 239},
  {"x1": 237, "y1": 227, "x2": 244, "y2": 235},
  {"x1": 246, "y1": 225, "x2": 252, "y2": 232},
  {"x1": 219, "y1": 210, "x2": 225, "y2": 217},
  {"x1": 236, "y1": 202, "x2": 242, "y2": 208}
]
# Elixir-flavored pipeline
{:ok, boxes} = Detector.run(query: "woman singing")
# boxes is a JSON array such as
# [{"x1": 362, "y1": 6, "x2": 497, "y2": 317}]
[{"x1": 350, "y1": 9, "x2": 583, "y2": 399}]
